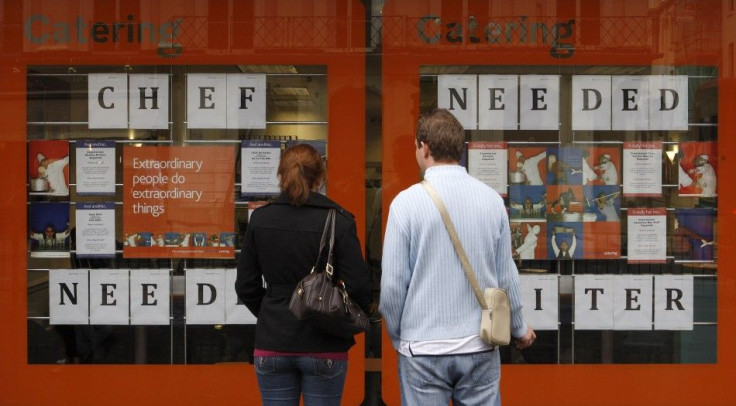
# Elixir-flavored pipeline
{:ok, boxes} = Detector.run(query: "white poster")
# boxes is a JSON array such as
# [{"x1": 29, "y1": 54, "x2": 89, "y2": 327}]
[
  {"x1": 88, "y1": 73, "x2": 128, "y2": 129},
  {"x1": 49, "y1": 269, "x2": 89, "y2": 325},
  {"x1": 90, "y1": 269, "x2": 129, "y2": 325},
  {"x1": 654, "y1": 275, "x2": 693, "y2": 330},
  {"x1": 574, "y1": 275, "x2": 614, "y2": 330},
  {"x1": 241, "y1": 140, "x2": 281, "y2": 197},
  {"x1": 613, "y1": 275, "x2": 653, "y2": 330},
  {"x1": 612, "y1": 76, "x2": 648, "y2": 131},
  {"x1": 186, "y1": 268, "x2": 226, "y2": 324},
  {"x1": 75, "y1": 140, "x2": 116, "y2": 195},
  {"x1": 227, "y1": 74, "x2": 266, "y2": 129},
  {"x1": 627, "y1": 208, "x2": 667, "y2": 263},
  {"x1": 438, "y1": 75, "x2": 477, "y2": 130},
  {"x1": 572, "y1": 75, "x2": 611, "y2": 131},
  {"x1": 225, "y1": 268, "x2": 257, "y2": 324},
  {"x1": 187, "y1": 73, "x2": 227, "y2": 129},
  {"x1": 649, "y1": 75, "x2": 688, "y2": 131},
  {"x1": 478, "y1": 75, "x2": 518, "y2": 130},
  {"x1": 75, "y1": 202, "x2": 116, "y2": 258},
  {"x1": 519, "y1": 75, "x2": 559, "y2": 130},
  {"x1": 467, "y1": 141, "x2": 508, "y2": 196},
  {"x1": 623, "y1": 141, "x2": 662, "y2": 196},
  {"x1": 130, "y1": 269, "x2": 171, "y2": 325},
  {"x1": 520, "y1": 274, "x2": 559, "y2": 330},
  {"x1": 129, "y1": 74, "x2": 170, "y2": 130}
]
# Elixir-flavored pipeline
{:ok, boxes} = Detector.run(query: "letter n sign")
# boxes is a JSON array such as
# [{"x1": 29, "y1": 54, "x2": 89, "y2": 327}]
[{"x1": 49, "y1": 269, "x2": 90, "y2": 325}]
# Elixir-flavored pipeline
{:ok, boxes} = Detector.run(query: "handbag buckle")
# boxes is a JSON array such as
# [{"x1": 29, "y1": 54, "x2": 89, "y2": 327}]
[{"x1": 325, "y1": 263, "x2": 334, "y2": 277}]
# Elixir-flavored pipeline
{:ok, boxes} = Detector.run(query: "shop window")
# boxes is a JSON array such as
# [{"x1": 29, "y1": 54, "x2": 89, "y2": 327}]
[
  {"x1": 26, "y1": 65, "x2": 327, "y2": 365},
  {"x1": 420, "y1": 65, "x2": 717, "y2": 364}
]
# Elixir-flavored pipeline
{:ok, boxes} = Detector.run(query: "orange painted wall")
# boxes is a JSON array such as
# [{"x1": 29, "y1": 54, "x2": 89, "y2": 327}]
[{"x1": 379, "y1": 1, "x2": 736, "y2": 405}]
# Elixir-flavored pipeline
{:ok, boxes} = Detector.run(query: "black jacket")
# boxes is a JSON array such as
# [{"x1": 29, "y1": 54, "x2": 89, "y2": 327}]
[{"x1": 235, "y1": 192, "x2": 372, "y2": 353}]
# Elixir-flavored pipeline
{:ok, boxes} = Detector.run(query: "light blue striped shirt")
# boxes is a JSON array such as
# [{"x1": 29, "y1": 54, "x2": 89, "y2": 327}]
[{"x1": 380, "y1": 165, "x2": 528, "y2": 350}]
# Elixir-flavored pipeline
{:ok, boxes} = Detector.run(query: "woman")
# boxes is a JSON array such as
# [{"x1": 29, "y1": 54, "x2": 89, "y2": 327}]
[{"x1": 235, "y1": 143, "x2": 372, "y2": 406}]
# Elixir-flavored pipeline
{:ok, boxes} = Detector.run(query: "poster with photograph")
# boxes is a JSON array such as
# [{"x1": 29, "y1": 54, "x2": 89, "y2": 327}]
[
  {"x1": 582, "y1": 221, "x2": 621, "y2": 259},
  {"x1": 508, "y1": 147, "x2": 546, "y2": 186},
  {"x1": 545, "y1": 185, "x2": 583, "y2": 221},
  {"x1": 509, "y1": 185, "x2": 547, "y2": 222},
  {"x1": 547, "y1": 222, "x2": 582, "y2": 260},
  {"x1": 76, "y1": 140, "x2": 116, "y2": 195},
  {"x1": 29, "y1": 140, "x2": 70, "y2": 196},
  {"x1": 671, "y1": 208, "x2": 715, "y2": 261},
  {"x1": 467, "y1": 141, "x2": 508, "y2": 196},
  {"x1": 123, "y1": 145, "x2": 235, "y2": 258},
  {"x1": 511, "y1": 222, "x2": 547, "y2": 260},
  {"x1": 628, "y1": 208, "x2": 667, "y2": 263},
  {"x1": 28, "y1": 202, "x2": 70, "y2": 258},
  {"x1": 623, "y1": 141, "x2": 662, "y2": 197},
  {"x1": 583, "y1": 186, "x2": 621, "y2": 222},
  {"x1": 546, "y1": 147, "x2": 583, "y2": 185},
  {"x1": 75, "y1": 202, "x2": 116, "y2": 258},
  {"x1": 678, "y1": 141, "x2": 717, "y2": 197},
  {"x1": 581, "y1": 146, "x2": 620, "y2": 186},
  {"x1": 241, "y1": 140, "x2": 281, "y2": 197}
]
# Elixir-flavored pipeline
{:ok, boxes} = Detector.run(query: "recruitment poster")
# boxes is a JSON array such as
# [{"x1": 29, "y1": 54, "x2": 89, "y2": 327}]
[
  {"x1": 467, "y1": 141, "x2": 508, "y2": 196},
  {"x1": 28, "y1": 202, "x2": 70, "y2": 258},
  {"x1": 75, "y1": 202, "x2": 116, "y2": 258},
  {"x1": 627, "y1": 208, "x2": 667, "y2": 264},
  {"x1": 76, "y1": 140, "x2": 116, "y2": 195},
  {"x1": 241, "y1": 140, "x2": 281, "y2": 197},
  {"x1": 623, "y1": 141, "x2": 662, "y2": 196},
  {"x1": 123, "y1": 146, "x2": 235, "y2": 258},
  {"x1": 28, "y1": 140, "x2": 70, "y2": 196}
]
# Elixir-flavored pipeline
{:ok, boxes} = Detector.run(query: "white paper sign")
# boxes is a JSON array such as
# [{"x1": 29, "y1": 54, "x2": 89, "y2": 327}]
[
  {"x1": 649, "y1": 75, "x2": 688, "y2": 131},
  {"x1": 613, "y1": 275, "x2": 653, "y2": 330},
  {"x1": 129, "y1": 74, "x2": 170, "y2": 129},
  {"x1": 75, "y1": 140, "x2": 116, "y2": 195},
  {"x1": 225, "y1": 268, "x2": 257, "y2": 324},
  {"x1": 75, "y1": 202, "x2": 116, "y2": 258},
  {"x1": 227, "y1": 74, "x2": 266, "y2": 129},
  {"x1": 438, "y1": 75, "x2": 477, "y2": 129},
  {"x1": 623, "y1": 141, "x2": 662, "y2": 196},
  {"x1": 654, "y1": 275, "x2": 693, "y2": 330},
  {"x1": 520, "y1": 274, "x2": 559, "y2": 330},
  {"x1": 478, "y1": 75, "x2": 518, "y2": 130},
  {"x1": 130, "y1": 269, "x2": 171, "y2": 325},
  {"x1": 186, "y1": 268, "x2": 226, "y2": 324},
  {"x1": 574, "y1": 275, "x2": 614, "y2": 330},
  {"x1": 612, "y1": 76, "x2": 648, "y2": 130},
  {"x1": 187, "y1": 74, "x2": 227, "y2": 129},
  {"x1": 49, "y1": 269, "x2": 90, "y2": 325},
  {"x1": 572, "y1": 75, "x2": 611, "y2": 130},
  {"x1": 241, "y1": 140, "x2": 281, "y2": 197},
  {"x1": 627, "y1": 208, "x2": 667, "y2": 263},
  {"x1": 467, "y1": 141, "x2": 508, "y2": 196},
  {"x1": 519, "y1": 75, "x2": 559, "y2": 130},
  {"x1": 90, "y1": 269, "x2": 129, "y2": 325},
  {"x1": 88, "y1": 73, "x2": 128, "y2": 129}
]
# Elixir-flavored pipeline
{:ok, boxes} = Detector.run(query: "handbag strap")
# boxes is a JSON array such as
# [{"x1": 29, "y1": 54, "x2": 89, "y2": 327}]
[
  {"x1": 313, "y1": 208, "x2": 337, "y2": 278},
  {"x1": 421, "y1": 180, "x2": 487, "y2": 310}
]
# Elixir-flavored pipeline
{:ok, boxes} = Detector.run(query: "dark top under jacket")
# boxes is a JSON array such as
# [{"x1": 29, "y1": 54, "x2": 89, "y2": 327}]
[{"x1": 235, "y1": 192, "x2": 372, "y2": 353}]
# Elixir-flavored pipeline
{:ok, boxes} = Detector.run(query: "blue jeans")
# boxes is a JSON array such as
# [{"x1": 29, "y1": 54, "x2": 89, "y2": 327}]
[
  {"x1": 398, "y1": 350, "x2": 500, "y2": 406},
  {"x1": 254, "y1": 356, "x2": 348, "y2": 406}
]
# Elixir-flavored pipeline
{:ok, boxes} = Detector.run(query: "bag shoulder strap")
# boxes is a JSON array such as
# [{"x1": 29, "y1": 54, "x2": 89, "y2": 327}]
[
  {"x1": 313, "y1": 208, "x2": 336, "y2": 278},
  {"x1": 421, "y1": 180, "x2": 487, "y2": 310}
]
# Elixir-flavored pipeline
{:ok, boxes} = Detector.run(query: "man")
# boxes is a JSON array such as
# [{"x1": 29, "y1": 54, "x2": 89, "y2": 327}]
[
  {"x1": 514, "y1": 224, "x2": 540, "y2": 259},
  {"x1": 30, "y1": 223, "x2": 70, "y2": 250},
  {"x1": 515, "y1": 150, "x2": 545, "y2": 185},
  {"x1": 380, "y1": 109, "x2": 535, "y2": 406},
  {"x1": 37, "y1": 153, "x2": 70, "y2": 196},
  {"x1": 551, "y1": 229, "x2": 576, "y2": 259},
  {"x1": 510, "y1": 195, "x2": 546, "y2": 219},
  {"x1": 591, "y1": 191, "x2": 621, "y2": 221},
  {"x1": 595, "y1": 153, "x2": 618, "y2": 185},
  {"x1": 689, "y1": 154, "x2": 716, "y2": 197}
]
